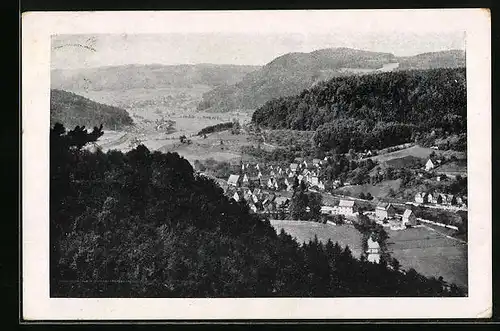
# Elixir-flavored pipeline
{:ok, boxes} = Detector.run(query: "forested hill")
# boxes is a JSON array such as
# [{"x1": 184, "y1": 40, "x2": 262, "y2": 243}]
[
  {"x1": 197, "y1": 48, "x2": 465, "y2": 112},
  {"x1": 397, "y1": 50, "x2": 465, "y2": 70},
  {"x1": 197, "y1": 48, "x2": 397, "y2": 112},
  {"x1": 51, "y1": 64, "x2": 260, "y2": 91},
  {"x1": 50, "y1": 89, "x2": 133, "y2": 130},
  {"x1": 252, "y1": 67, "x2": 466, "y2": 153},
  {"x1": 50, "y1": 123, "x2": 464, "y2": 297}
]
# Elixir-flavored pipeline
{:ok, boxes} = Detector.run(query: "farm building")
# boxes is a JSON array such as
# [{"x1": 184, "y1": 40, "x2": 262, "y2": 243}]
[
  {"x1": 427, "y1": 192, "x2": 437, "y2": 204},
  {"x1": 338, "y1": 200, "x2": 358, "y2": 215},
  {"x1": 232, "y1": 191, "x2": 241, "y2": 202},
  {"x1": 375, "y1": 203, "x2": 396, "y2": 220},
  {"x1": 310, "y1": 175, "x2": 320, "y2": 186},
  {"x1": 367, "y1": 236, "x2": 381, "y2": 264},
  {"x1": 402, "y1": 209, "x2": 417, "y2": 227},
  {"x1": 425, "y1": 159, "x2": 436, "y2": 171},
  {"x1": 415, "y1": 192, "x2": 427, "y2": 204},
  {"x1": 227, "y1": 174, "x2": 241, "y2": 187}
]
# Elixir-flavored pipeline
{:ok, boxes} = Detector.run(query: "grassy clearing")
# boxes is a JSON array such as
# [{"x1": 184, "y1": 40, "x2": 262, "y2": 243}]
[
  {"x1": 370, "y1": 145, "x2": 466, "y2": 163},
  {"x1": 387, "y1": 227, "x2": 467, "y2": 290},
  {"x1": 333, "y1": 179, "x2": 402, "y2": 200},
  {"x1": 269, "y1": 220, "x2": 363, "y2": 258}
]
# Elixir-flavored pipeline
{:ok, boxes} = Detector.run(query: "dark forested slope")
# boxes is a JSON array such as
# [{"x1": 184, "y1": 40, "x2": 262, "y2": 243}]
[
  {"x1": 50, "y1": 89, "x2": 133, "y2": 130},
  {"x1": 252, "y1": 67, "x2": 466, "y2": 153},
  {"x1": 50, "y1": 124, "x2": 464, "y2": 297}
]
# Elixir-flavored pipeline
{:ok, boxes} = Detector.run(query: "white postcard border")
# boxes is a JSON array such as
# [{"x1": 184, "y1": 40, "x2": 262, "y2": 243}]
[{"x1": 22, "y1": 9, "x2": 491, "y2": 320}]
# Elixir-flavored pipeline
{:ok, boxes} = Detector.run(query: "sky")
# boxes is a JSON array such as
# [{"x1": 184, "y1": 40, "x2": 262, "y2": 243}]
[{"x1": 50, "y1": 11, "x2": 467, "y2": 70}]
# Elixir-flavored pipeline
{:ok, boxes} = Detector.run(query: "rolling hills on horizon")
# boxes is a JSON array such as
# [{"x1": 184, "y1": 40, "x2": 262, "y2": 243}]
[
  {"x1": 51, "y1": 63, "x2": 261, "y2": 92},
  {"x1": 197, "y1": 48, "x2": 466, "y2": 112}
]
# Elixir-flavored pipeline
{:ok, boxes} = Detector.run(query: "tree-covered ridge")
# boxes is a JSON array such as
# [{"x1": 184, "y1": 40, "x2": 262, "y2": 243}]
[
  {"x1": 51, "y1": 123, "x2": 464, "y2": 297},
  {"x1": 50, "y1": 89, "x2": 134, "y2": 130},
  {"x1": 251, "y1": 68, "x2": 466, "y2": 153}
]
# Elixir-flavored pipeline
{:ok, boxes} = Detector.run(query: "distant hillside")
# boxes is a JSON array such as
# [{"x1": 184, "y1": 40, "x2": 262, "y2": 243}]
[
  {"x1": 197, "y1": 48, "x2": 466, "y2": 112},
  {"x1": 50, "y1": 89, "x2": 133, "y2": 130},
  {"x1": 198, "y1": 48, "x2": 398, "y2": 112},
  {"x1": 51, "y1": 64, "x2": 260, "y2": 92},
  {"x1": 397, "y1": 50, "x2": 465, "y2": 70}
]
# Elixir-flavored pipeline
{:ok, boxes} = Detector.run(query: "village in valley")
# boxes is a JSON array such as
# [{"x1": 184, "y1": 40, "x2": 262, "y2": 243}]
[
  {"x1": 49, "y1": 29, "x2": 470, "y2": 297},
  {"x1": 195, "y1": 141, "x2": 468, "y2": 271}
]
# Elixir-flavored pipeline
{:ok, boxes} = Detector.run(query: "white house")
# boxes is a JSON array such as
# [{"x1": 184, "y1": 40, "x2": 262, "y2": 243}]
[
  {"x1": 228, "y1": 174, "x2": 241, "y2": 187},
  {"x1": 257, "y1": 171, "x2": 263, "y2": 179},
  {"x1": 415, "y1": 192, "x2": 427, "y2": 204},
  {"x1": 375, "y1": 203, "x2": 396, "y2": 220},
  {"x1": 317, "y1": 181, "x2": 325, "y2": 191},
  {"x1": 309, "y1": 175, "x2": 319, "y2": 187},
  {"x1": 290, "y1": 163, "x2": 299, "y2": 172},
  {"x1": 255, "y1": 163, "x2": 260, "y2": 171},
  {"x1": 402, "y1": 209, "x2": 417, "y2": 227},
  {"x1": 425, "y1": 159, "x2": 435, "y2": 171},
  {"x1": 242, "y1": 174, "x2": 249, "y2": 185},
  {"x1": 232, "y1": 191, "x2": 241, "y2": 202},
  {"x1": 367, "y1": 236, "x2": 381, "y2": 264},
  {"x1": 338, "y1": 200, "x2": 358, "y2": 215}
]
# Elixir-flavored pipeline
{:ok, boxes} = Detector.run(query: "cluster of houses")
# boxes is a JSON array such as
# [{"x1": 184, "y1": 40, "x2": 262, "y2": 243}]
[
  {"x1": 374, "y1": 202, "x2": 417, "y2": 230},
  {"x1": 224, "y1": 185, "x2": 291, "y2": 214},
  {"x1": 414, "y1": 191, "x2": 467, "y2": 208},
  {"x1": 227, "y1": 157, "x2": 335, "y2": 193}
]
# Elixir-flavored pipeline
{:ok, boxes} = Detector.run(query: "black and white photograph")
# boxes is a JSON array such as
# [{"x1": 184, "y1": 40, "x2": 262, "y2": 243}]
[{"x1": 22, "y1": 9, "x2": 491, "y2": 320}]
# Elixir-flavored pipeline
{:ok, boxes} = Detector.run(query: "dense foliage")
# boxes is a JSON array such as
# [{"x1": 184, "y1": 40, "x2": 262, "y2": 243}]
[
  {"x1": 252, "y1": 68, "x2": 466, "y2": 153},
  {"x1": 51, "y1": 89, "x2": 134, "y2": 130},
  {"x1": 197, "y1": 122, "x2": 237, "y2": 136},
  {"x1": 51, "y1": 123, "x2": 464, "y2": 297}
]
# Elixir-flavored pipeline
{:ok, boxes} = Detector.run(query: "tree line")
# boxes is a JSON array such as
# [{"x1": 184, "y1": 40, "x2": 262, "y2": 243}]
[{"x1": 50, "y1": 123, "x2": 464, "y2": 297}]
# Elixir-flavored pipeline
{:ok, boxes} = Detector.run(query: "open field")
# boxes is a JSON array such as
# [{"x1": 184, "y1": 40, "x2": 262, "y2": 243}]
[
  {"x1": 269, "y1": 220, "x2": 363, "y2": 258},
  {"x1": 333, "y1": 179, "x2": 402, "y2": 200},
  {"x1": 387, "y1": 226, "x2": 467, "y2": 290},
  {"x1": 72, "y1": 87, "x2": 256, "y2": 163},
  {"x1": 370, "y1": 145, "x2": 466, "y2": 163}
]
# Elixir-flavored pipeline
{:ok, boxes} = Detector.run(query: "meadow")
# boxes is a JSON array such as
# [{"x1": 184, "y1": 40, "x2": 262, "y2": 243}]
[
  {"x1": 269, "y1": 220, "x2": 363, "y2": 258},
  {"x1": 387, "y1": 226, "x2": 468, "y2": 291},
  {"x1": 369, "y1": 145, "x2": 466, "y2": 163}
]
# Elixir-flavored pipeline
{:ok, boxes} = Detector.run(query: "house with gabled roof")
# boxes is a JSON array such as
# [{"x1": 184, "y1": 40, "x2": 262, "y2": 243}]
[
  {"x1": 415, "y1": 192, "x2": 427, "y2": 204},
  {"x1": 242, "y1": 173, "x2": 249, "y2": 185},
  {"x1": 232, "y1": 191, "x2": 241, "y2": 202},
  {"x1": 367, "y1": 236, "x2": 381, "y2": 264},
  {"x1": 227, "y1": 174, "x2": 241, "y2": 187},
  {"x1": 338, "y1": 200, "x2": 358, "y2": 215},
  {"x1": 402, "y1": 209, "x2": 417, "y2": 227},
  {"x1": 425, "y1": 158, "x2": 436, "y2": 171},
  {"x1": 375, "y1": 203, "x2": 396, "y2": 220}
]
